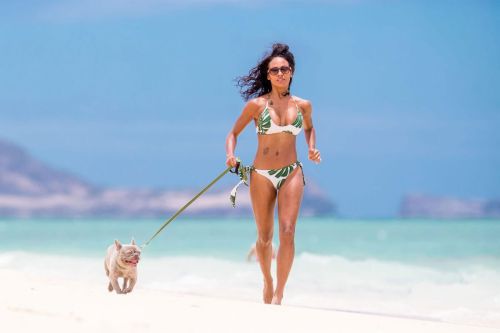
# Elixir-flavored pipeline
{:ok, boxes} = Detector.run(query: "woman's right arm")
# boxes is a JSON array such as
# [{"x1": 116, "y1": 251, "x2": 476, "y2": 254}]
[{"x1": 225, "y1": 99, "x2": 260, "y2": 167}]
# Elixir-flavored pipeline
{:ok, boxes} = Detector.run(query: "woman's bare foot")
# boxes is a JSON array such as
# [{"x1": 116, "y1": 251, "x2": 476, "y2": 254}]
[
  {"x1": 271, "y1": 292, "x2": 283, "y2": 305},
  {"x1": 263, "y1": 278, "x2": 274, "y2": 304}
]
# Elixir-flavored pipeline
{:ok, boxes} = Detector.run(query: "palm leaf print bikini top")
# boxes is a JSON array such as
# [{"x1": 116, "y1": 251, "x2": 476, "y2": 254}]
[{"x1": 256, "y1": 97, "x2": 303, "y2": 136}]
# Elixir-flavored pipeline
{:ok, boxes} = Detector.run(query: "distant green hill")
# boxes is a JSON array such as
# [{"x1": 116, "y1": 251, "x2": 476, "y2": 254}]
[
  {"x1": 400, "y1": 194, "x2": 500, "y2": 219},
  {"x1": 0, "y1": 138, "x2": 336, "y2": 218},
  {"x1": 0, "y1": 139, "x2": 95, "y2": 196}
]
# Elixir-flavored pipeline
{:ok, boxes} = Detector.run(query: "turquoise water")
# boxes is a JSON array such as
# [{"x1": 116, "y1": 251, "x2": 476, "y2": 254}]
[
  {"x1": 1, "y1": 218, "x2": 500, "y2": 327},
  {"x1": 1, "y1": 218, "x2": 499, "y2": 263}
]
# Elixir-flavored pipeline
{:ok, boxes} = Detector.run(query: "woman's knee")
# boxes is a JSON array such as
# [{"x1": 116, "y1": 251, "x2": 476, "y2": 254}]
[
  {"x1": 257, "y1": 230, "x2": 273, "y2": 245},
  {"x1": 279, "y1": 222, "x2": 296, "y2": 242}
]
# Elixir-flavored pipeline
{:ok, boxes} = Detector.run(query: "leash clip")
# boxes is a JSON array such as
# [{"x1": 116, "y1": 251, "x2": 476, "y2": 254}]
[
  {"x1": 229, "y1": 157, "x2": 242, "y2": 175},
  {"x1": 229, "y1": 161, "x2": 241, "y2": 175}
]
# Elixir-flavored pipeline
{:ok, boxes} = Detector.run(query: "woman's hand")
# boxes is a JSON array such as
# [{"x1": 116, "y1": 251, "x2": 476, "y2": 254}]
[
  {"x1": 226, "y1": 154, "x2": 238, "y2": 168},
  {"x1": 308, "y1": 148, "x2": 321, "y2": 164}
]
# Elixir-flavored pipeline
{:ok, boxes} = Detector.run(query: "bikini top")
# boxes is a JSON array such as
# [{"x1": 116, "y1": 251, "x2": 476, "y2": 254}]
[{"x1": 256, "y1": 98, "x2": 303, "y2": 136}]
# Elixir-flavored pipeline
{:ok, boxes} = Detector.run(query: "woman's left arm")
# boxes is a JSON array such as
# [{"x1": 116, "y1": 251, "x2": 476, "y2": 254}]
[{"x1": 301, "y1": 100, "x2": 321, "y2": 164}]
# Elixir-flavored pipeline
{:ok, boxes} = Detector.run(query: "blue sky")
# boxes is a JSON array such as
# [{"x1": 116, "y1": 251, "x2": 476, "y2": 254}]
[{"x1": 0, "y1": 0, "x2": 499, "y2": 217}]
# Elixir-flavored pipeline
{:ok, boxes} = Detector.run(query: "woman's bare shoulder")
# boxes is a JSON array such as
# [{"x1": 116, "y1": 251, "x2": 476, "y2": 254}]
[
  {"x1": 249, "y1": 96, "x2": 268, "y2": 107},
  {"x1": 292, "y1": 95, "x2": 312, "y2": 112},
  {"x1": 244, "y1": 96, "x2": 267, "y2": 116}
]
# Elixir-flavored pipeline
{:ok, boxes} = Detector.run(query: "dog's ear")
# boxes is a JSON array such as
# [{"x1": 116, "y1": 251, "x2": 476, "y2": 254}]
[
  {"x1": 131, "y1": 238, "x2": 136, "y2": 245},
  {"x1": 115, "y1": 240, "x2": 122, "y2": 250}
]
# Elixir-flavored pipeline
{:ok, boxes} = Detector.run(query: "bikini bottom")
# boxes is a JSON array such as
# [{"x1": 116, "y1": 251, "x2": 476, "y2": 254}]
[
  {"x1": 230, "y1": 161, "x2": 305, "y2": 207},
  {"x1": 253, "y1": 161, "x2": 305, "y2": 190}
]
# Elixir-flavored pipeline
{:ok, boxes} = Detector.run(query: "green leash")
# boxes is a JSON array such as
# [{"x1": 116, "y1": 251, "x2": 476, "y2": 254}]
[{"x1": 141, "y1": 162, "x2": 241, "y2": 248}]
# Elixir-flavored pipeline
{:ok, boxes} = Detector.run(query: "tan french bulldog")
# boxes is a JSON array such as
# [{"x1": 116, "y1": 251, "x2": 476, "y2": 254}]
[{"x1": 104, "y1": 239, "x2": 141, "y2": 294}]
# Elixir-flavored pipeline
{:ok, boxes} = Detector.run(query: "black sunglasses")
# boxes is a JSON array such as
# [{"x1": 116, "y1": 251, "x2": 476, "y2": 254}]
[{"x1": 268, "y1": 66, "x2": 292, "y2": 75}]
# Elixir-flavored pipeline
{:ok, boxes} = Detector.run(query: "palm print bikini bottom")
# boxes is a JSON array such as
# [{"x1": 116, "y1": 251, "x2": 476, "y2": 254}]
[
  {"x1": 253, "y1": 161, "x2": 305, "y2": 190},
  {"x1": 230, "y1": 161, "x2": 305, "y2": 207}
]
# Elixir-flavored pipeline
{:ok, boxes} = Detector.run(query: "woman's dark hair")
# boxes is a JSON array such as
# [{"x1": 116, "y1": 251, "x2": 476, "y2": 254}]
[{"x1": 236, "y1": 43, "x2": 295, "y2": 101}]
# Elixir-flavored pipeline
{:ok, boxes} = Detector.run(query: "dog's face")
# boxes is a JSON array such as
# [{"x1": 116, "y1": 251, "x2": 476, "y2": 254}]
[{"x1": 115, "y1": 239, "x2": 141, "y2": 267}]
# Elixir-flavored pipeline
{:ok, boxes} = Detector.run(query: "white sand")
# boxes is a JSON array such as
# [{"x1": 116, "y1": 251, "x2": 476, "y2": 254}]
[{"x1": 1, "y1": 268, "x2": 499, "y2": 333}]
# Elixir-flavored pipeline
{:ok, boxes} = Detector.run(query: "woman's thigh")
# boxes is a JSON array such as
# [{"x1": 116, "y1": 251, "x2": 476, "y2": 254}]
[
  {"x1": 250, "y1": 171, "x2": 277, "y2": 234},
  {"x1": 277, "y1": 167, "x2": 304, "y2": 225}
]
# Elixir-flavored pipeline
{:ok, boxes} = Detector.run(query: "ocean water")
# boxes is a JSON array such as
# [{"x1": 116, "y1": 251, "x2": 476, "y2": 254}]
[{"x1": 1, "y1": 218, "x2": 500, "y2": 328}]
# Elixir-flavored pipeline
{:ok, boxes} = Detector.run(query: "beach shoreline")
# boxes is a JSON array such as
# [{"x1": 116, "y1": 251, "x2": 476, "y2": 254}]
[{"x1": 2, "y1": 268, "x2": 499, "y2": 333}]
